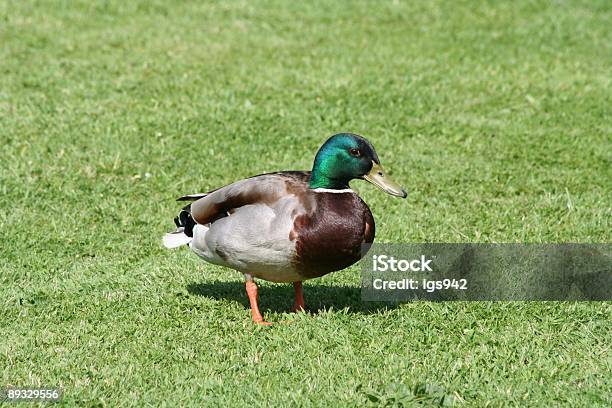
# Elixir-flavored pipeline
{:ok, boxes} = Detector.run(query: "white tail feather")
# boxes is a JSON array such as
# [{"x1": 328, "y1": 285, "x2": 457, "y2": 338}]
[{"x1": 162, "y1": 229, "x2": 193, "y2": 248}]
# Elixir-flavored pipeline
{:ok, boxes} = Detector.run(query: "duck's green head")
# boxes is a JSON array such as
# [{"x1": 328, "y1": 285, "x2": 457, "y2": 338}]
[{"x1": 309, "y1": 133, "x2": 407, "y2": 198}]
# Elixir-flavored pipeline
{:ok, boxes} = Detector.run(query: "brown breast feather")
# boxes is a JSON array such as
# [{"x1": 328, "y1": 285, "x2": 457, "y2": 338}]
[{"x1": 292, "y1": 192, "x2": 375, "y2": 279}]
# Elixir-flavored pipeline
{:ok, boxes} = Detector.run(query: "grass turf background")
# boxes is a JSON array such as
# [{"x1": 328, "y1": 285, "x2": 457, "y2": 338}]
[{"x1": 1, "y1": 0, "x2": 610, "y2": 406}]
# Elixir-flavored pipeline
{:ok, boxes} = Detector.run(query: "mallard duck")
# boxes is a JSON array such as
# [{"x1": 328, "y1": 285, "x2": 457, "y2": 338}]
[{"x1": 163, "y1": 133, "x2": 406, "y2": 324}]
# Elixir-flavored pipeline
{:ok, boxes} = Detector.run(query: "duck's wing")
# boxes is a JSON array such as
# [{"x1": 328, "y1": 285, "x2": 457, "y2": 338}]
[
  {"x1": 177, "y1": 193, "x2": 210, "y2": 201},
  {"x1": 188, "y1": 171, "x2": 311, "y2": 225}
]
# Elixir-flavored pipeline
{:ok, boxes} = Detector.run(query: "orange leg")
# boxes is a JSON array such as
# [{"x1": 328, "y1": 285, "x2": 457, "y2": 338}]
[
  {"x1": 245, "y1": 280, "x2": 271, "y2": 325},
  {"x1": 291, "y1": 281, "x2": 305, "y2": 312}
]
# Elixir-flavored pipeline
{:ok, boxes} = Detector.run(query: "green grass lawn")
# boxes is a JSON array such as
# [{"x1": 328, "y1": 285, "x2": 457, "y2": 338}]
[{"x1": 1, "y1": 0, "x2": 610, "y2": 405}]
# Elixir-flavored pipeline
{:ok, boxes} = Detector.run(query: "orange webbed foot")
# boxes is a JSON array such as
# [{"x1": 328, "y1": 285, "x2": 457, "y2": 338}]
[
  {"x1": 291, "y1": 281, "x2": 305, "y2": 313},
  {"x1": 245, "y1": 278, "x2": 272, "y2": 325}
]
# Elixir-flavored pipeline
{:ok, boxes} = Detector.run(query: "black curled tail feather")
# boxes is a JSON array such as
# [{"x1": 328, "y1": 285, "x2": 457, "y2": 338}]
[{"x1": 174, "y1": 204, "x2": 196, "y2": 238}]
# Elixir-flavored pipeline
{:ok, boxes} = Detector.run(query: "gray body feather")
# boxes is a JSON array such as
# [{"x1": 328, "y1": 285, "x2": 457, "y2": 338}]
[{"x1": 187, "y1": 173, "x2": 310, "y2": 282}]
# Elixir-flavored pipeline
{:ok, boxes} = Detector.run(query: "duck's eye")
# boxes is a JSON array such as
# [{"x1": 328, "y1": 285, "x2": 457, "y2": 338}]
[{"x1": 349, "y1": 148, "x2": 361, "y2": 157}]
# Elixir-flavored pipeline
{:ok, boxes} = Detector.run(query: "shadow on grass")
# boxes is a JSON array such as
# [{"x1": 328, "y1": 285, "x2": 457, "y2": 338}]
[{"x1": 186, "y1": 281, "x2": 396, "y2": 315}]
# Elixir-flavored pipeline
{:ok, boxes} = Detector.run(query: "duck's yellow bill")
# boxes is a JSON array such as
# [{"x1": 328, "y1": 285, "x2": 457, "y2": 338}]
[{"x1": 363, "y1": 162, "x2": 407, "y2": 198}]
